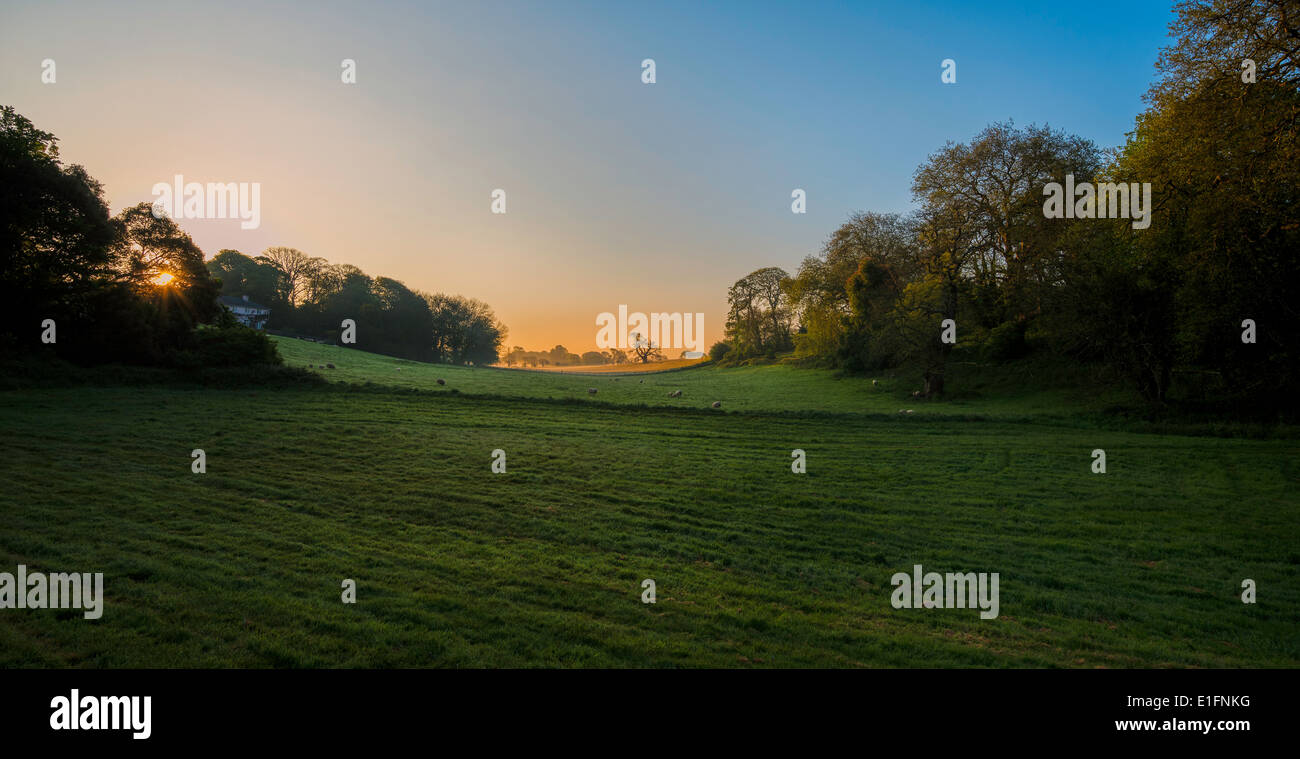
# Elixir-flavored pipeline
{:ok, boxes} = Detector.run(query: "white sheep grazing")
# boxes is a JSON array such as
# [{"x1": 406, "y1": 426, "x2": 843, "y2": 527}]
[
  {"x1": 872, "y1": 379, "x2": 878, "y2": 386},
  {"x1": 905, "y1": 409, "x2": 914, "y2": 414},
  {"x1": 912, "y1": 390, "x2": 921, "y2": 398}
]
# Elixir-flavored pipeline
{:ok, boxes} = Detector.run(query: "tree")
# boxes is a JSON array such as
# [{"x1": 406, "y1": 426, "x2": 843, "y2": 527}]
[
  {"x1": 725, "y1": 267, "x2": 793, "y2": 358},
  {"x1": 545, "y1": 344, "x2": 581, "y2": 366},
  {"x1": 840, "y1": 255, "x2": 907, "y2": 371},
  {"x1": 423, "y1": 293, "x2": 508, "y2": 365},
  {"x1": 0, "y1": 105, "x2": 115, "y2": 353},
  {"x1": 786, "y1": 212, "x2": 918, "y2": 365},
  {"x1": 207, "y1": 249, "x2": 288, "y2": 314},
  {"x1": 1107, "y1": 0, "x2": 1300, "y2": 404},
  {"x1": 902, "y1": 122, "x2": 1100, "y2": 395},
  {"x1": 629, "y1": 332, "x2": 663, "y2": 363},
  {"x1": 911, "y1": 121, "x2": 1100, "y2": 329},
  {"x1": 317, "y1": 265, "x2": 376, "y2": 339},
  {"x1": 303, "y1": 263, "x2": 366, "y2": 305},
  {"x1": 1045, "y1": 219, "x2": 1180, "y2": 402},
  {"x1": 367, "y1": 277, "x2": 434, "y2": 360},
  {"x1": 1, "y1": 106, "x2": 277, "y2": 366},
  {"x1": 109, "y1": 202, "x2": 221, "y2": 324},
  {"x1": 1153, "y1": 0, "x2": 1298, "y2": 97},
  {"x1": 259, "y1": 247, "x2": 323, "y2": 307},
  {"x1": 900, "y1": 207, "x2": 977, "y2": 396}
]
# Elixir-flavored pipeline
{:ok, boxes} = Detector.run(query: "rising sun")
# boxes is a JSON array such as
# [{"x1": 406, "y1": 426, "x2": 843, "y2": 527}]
[{"x1": 152, "y1": 272, "x2": 175, "y2": 286}]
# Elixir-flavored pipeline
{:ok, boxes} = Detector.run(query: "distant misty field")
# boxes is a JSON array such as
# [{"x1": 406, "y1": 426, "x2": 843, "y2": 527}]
[{"x1": 522, "y1": 357, "x2": 709, "y2": 374}]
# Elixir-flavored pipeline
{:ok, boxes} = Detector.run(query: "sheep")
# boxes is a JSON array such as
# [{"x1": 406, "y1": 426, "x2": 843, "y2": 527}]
[
  {"x1": 912, "y1": 390, "x2": 921, "y2": 398},
  {"x1": 436, "y1": 378, "x2": 446, "y2": 386},
  {"x1": 588, "y1": 388, "x2": 598, "y2": 395},
  {"x1": 668, "y1": 390, "x2": 682, "y2": 398},
  {"x1": 711, "y1": 401, "x2": 722, "y2": 408},
  {"x1": 905, "y1": 409, "x2": 914, "y2": 414},
  {"x1": 326, "y1": 363, "x2": 336, "y2": 369},
  {"x1": 872, "y1": 379, "x2": 878, "y2": 386}
]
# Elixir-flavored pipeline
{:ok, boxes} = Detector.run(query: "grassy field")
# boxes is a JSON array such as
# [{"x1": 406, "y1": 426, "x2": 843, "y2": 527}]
[
  {"x1": 1, "y1": 339, "x2": 1297, "y2": 667},
  {"x1": 275, "y1": 337, "x2": 1142, "y2": 419},
  {"x1": 526, "y1": 357, "x2": 709, "y2": 373}
]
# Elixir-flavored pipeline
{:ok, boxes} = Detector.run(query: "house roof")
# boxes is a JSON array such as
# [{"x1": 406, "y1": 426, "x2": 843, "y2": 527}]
[{"x1": 219, "y1": 295, "x2": 270, "y2": 311}]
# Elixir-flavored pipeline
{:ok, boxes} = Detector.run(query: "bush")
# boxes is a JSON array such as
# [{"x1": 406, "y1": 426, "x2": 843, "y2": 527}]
[
  {"x1": 172, "y1": 324, "x2": 282, "y2": 370},
  {"x1": 708, "y1": 341, "x2": 732, "y2": 362},
  {"x1": 54, "y1": 282, "x2": 162, "y2": 366},
  {"x1": 184, "y1": 363, "x2": 322, "y2": 388},
  {"x1": 983, "y1": 320, "x2": 1029, "y2": 362}
]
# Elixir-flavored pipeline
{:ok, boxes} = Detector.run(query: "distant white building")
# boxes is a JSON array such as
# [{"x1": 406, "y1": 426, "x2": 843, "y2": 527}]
[{"x1": 219, "y1": 294, "x2": 271, "y2": 329}]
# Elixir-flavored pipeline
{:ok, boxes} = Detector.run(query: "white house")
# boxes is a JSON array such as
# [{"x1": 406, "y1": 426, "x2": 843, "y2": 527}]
[{"x1": 219, "y1": 294, "x2": 271, "y2": 329}]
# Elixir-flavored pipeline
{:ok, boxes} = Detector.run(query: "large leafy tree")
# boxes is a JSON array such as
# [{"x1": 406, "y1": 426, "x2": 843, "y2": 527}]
[
  {"x1": 109, "y1": 203, "x2": 221, "y2": 321},
  {"x1": 911, "y1": 121, "x2": 1100, "y2": 329},
  {"x1": 725, "y1": 266, "x2": 793, "y2": 358},
  {"x1": 785, "y1": 211, "x2": 916, "y2": 363},
  {"x1": 95, "y1": 203, "x2": 223, "y2": 361},
  {"x1": 840, "y1": 254, "x2": 907, "y2": 371},
  {"x1": 259, "y1": 246, "x2": 324, "y2": 307},
  {"x1": 423, "y1": 293, "x2": 507, "y2": 365},
  {"x1": 0, "y1": 105, "x2": 115, "y2": 352},
  {"x1": 207, "y1": 249, "x2": 289, "y2": 315},
  {"x1": 365, "y1": 277, "x2": 434, "y2": 360},
  {"x1": 1115, "y1": 0, "x2": 1299, "y2": 404}
]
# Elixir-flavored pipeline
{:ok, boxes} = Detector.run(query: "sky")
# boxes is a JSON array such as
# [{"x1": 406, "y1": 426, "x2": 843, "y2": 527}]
[{"x1": 0, "y1": 0, "x2": 1176, "y2": 353}]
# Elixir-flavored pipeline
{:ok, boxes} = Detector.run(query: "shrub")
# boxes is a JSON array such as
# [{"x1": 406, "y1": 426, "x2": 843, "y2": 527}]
[
  {"x1": 172, "y1": 324, "x2": 282, "y2": 370},
  {"x1": 983, "y1": 320, "x2": 1029, "y2": 362}
]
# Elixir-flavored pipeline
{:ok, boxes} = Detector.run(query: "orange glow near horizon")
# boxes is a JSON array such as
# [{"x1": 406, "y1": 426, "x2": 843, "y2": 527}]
[{"x1": 0, "y1": 1, "x2": 1172, "y2": 356}]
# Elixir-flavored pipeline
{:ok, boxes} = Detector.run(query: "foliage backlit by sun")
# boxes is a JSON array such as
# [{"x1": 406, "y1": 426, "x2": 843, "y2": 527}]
[{"x1": 152, "y1": 272, "x2": 175, "y2": 286}]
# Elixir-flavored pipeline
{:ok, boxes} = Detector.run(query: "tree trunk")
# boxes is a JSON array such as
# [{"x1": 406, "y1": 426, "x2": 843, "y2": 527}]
[{"x1": 924, "y1": 369, "x2": 945, "y2": 397}]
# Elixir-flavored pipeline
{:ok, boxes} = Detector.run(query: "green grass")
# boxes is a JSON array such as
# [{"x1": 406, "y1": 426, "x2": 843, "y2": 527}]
[
  {"x1": 1, "y1": 339, "x2": 1296, "y2": 667},
  {"x1": 274, "y1": 336, "x2": 1141, "y2": 420}
]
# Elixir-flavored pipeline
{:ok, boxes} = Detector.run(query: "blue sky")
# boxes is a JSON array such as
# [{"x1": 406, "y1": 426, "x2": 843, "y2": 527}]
[{"x1": 0, "y1": 0, "x2": 1177, "y2": 350}]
